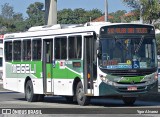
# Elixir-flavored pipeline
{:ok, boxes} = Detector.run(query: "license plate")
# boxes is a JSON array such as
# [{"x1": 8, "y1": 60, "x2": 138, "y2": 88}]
[{"x1": 127, "y1": 86, "x2": 137, "y2": 91}]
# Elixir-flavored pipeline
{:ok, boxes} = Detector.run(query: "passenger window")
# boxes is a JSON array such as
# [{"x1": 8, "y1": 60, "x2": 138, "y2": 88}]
[
  {"x1": 23, "y1": 39, "x2": 31, "y2": 60},
  {"x1": 68, "y1": 36, "x2": 82, "y2": 59},
  {"x1": 32, "y1": 39, "x2": 42, "y2": 60},
  {"x1": 55, "y1": 37, "x2": 67, "y2": 59},
  {"x1": 5, "y1": 41, "x2": 12, "y2": 61},
  {"x1": 13, "y1": 41, "x2": 21, "y2": 61}
]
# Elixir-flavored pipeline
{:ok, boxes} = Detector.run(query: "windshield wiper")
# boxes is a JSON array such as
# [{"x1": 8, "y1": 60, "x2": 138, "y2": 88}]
[{"x1": 135, "y1": 36, "x2": 144, "y2": 53}]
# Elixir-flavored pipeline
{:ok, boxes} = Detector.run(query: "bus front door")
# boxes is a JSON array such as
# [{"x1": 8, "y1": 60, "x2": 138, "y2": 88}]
[
  {"x1": 42, "y1": 39, "x2": 53, "y2": 94},
  {"x1": 83, "y1": 35, "x2": 95, "y2": 95}
]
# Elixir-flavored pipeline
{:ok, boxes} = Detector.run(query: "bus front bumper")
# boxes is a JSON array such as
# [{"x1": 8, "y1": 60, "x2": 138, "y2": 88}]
[{"x1": 99, "y1": 80, "x2": 158, "y2": 97}]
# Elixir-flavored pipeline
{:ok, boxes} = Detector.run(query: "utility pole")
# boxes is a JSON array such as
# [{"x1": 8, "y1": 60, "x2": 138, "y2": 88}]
[
  {"x1": 45, "y1": 0, "x2": 57, "y2": 25},
  {"x1": 140, "y1": 4, "x2": 143, "y2": 23},
  {"x1": 105, "y1": 0, "x2": 108, "y2": 22}
]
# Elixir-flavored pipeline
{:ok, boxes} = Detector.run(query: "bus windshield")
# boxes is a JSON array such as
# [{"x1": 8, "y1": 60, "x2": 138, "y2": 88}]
[{"x1": 99, "y1": 36, "x2": 157, "y2": 70}]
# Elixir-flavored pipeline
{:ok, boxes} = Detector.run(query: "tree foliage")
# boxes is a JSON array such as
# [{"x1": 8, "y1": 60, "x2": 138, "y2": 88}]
[
  {"x1": 123, "y1": 0, "x2": 160, "y2": 24},
  {"x1": 26, "y1": 2, "x2": 45, "y2": 27},
  {"x1": 58, "y1": 8, "x2": 102, "y2": 24},
  {"x1": 0, "y1": 3, "x2": 25, "y2": 33},
  {"x1": 141, "y1": 0, "x2": 160, "y2": 24},
  {"x1": 0, "y1": 2, "x2": 102, "y2": 34},
  {"x1": 109, "y1": 10, "x2": 127, "y2": 23},
  {"x1": 1, "y1": 3, "x2": 14, "y2": 19}
]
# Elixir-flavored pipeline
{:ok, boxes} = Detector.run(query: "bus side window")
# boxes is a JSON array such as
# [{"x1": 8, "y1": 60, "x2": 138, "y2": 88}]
[
  {"x1": 68, "y1": 35, "x2": 82, "y2": 59},
  {"x1": 23, "y1": 39, "x2": 31, "y2": 61},
  {"x1": 32, "y1": 39, "x2": 42, "y2": 60},
  {"x1": 5, "y1": 42, "x2": 12, "y2": 61},
  {"x1": 13, "y1": 41, "x2": 21, "y2": 61},
  {"x1": 55, "y1": 37, "x2": 67, "y2": 59}
]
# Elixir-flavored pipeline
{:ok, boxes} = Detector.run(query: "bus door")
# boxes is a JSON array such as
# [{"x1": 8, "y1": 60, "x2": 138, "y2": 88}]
[
  {"x1": 83, "y1": 35, "x2": 95, "y2": 95},
  {"x1": 42, "y1": 39, "x2": 53, "y2": 94}
]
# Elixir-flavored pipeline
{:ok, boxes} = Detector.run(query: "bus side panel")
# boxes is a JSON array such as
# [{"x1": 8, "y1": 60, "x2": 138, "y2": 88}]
[
  {"x1": 3, "y1": 62, "x2": 18, "y2": 91},
  {"x1": 4, "y1": 61, "x2": 44, "y2": 94},
  {"x1": 53, "y1": 60, "x2": 83, "y2": 95},
  {"x1": 31, "y1": 78, "x2": 44, "y2": 94},
  {"x1": 53, "y1": 79, "x2": 74, "y2": 95},
  {"x1": 30, "y1": 61, "x2": 44, "y2": 94}
]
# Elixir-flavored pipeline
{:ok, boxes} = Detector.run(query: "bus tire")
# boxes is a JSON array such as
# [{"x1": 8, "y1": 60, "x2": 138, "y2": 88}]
[
  {"x1": 37, "y1": 94, "x2": 44, "y2": 102},
  {"x1": 25, "y1": 80, "x2": 38, "y2": 102},
  {"x1": 122, "y1": 97, "x2": 136, "y2": 106},
  {"x1": 76, "y1": 81, "x2": 90, "y2": 106}
]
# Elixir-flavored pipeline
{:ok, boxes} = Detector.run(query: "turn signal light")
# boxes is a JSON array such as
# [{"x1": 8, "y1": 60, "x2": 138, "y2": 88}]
[{"x1": 154, "y1": 73, "x2": 158, "y2": 80}]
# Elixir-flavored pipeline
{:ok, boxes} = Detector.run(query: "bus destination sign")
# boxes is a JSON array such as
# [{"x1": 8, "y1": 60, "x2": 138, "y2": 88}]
[
  {"x1": 107, "y1": 28, "x2": 148, "y2": 34},
  {"x1": 100, "y1": 25, "x2": 155, "y2": 36}
]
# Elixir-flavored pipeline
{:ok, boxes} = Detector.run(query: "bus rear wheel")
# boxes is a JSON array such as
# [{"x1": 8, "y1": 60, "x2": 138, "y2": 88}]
[
  {"x1": 25, "y1": 80, "x2": 38, "y2": 102},
  {"x1": 76, "y1": 81, "x2": 90, "y2": 106},
  {"x1": 122, "y1": 97, "x2": 136, "y2": 106}
]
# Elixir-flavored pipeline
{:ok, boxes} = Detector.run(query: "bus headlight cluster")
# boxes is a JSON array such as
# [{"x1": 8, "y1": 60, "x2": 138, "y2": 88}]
[
  {"x1": 100, "y1": 74, "x2": 116, "y2": 86},
  {"x1": 144, "y1": 73, "x2": 158, "y2": 84}
]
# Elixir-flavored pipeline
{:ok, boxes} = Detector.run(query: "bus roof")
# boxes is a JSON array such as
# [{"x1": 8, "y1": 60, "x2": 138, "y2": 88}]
[{"x1": 3, "y1": 22, "x2": 154, "y2": 39}]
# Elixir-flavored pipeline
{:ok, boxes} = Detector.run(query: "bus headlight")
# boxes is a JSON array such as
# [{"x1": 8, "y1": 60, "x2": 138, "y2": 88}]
[
  {"x1": 100, "y1": 74, "x2": 106, "y2": 81},
  {"x1": 154, "y1": 72, "x2": 158, "y2": 80},
  {"x1": 100, "y1": 74, "x2": 116, "y2": 86},
  {"x1": 144, "y1": 73, "x2": 158, "y2": 84}
]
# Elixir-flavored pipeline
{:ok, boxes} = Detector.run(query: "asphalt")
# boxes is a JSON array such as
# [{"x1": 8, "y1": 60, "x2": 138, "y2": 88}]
[{"x1": 0, "y1": 79, "x2": 160, "y2": 102}]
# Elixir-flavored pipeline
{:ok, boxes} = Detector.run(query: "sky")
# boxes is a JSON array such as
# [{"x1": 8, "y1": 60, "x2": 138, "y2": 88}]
[{"x1": 0, "y1": 0, "x2": 132, "y2": 18}]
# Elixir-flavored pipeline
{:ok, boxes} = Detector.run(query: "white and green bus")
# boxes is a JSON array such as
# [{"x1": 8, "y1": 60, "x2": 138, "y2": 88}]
[{"x1": 3, "y1": 22, "x2": 158, "y2": 106}]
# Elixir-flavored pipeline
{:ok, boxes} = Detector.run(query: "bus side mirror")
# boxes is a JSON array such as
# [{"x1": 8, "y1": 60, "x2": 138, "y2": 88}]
[
  {"x1": 95, "y1": 40, "x2": 99, "y2": 50},
  {"x1": 96, "y1": 40, "x2": 102, "y2": 59},
  {"x1": 97, "y1": 51, "x2": 102, "y2": 59}
]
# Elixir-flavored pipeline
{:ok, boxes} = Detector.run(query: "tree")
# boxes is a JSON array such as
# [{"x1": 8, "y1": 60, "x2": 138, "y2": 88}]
[
  {"x1": 109, "y1": 10, "x2": 127, "y2": 23},
  {"x1": 0, "y1": 3, "x2": 15, "y2": 33},
  {"x1": 123, "y1": 0, "x2": 160, "y2": 24},
  {"x1": 26, "y1": 2, "x2": 45, "y2": 27},
  {"x1": 13, "y1": 13, "x2": 27, "y2": 32},
  {"x1": 141, "y1": 0, "x2": 160, "y2": 24},
  {"x1": 0, "y1": 3, "x2": 27, "y2": 33},
  {"x1": 1, "y1": 3, "x2": 14, "y2": 19},
  {"x1": 86, "y1": 9, "x2": 103, "y2": 22},
  {"x1": 57, "y1": 8, "x2": 102, "y2": 24},
  {"x1": 57, "y1": 8, "x2": 74, "y2": 24}
]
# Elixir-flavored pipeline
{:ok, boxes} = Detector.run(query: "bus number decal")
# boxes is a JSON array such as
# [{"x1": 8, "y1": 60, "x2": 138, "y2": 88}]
[{"x1": 12, "y1": 64, "x2": 36, "y2": 74}]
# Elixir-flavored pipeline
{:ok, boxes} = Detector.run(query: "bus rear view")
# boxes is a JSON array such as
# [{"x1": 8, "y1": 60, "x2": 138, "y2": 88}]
[{"x1": 98, "y1": 24, "x2": 158, "y2": 105}]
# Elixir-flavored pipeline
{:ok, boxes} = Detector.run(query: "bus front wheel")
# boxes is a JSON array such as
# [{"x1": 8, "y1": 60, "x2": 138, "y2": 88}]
[
  {"x1": 122, "y1": 97, "x2": 136, "y2": 106},
  {"x1": 25, "y1": 80, "x2": 38, "y2": 102},
  {"x1": 76, "y1": 81, "x2": 90, "y2": 106}
]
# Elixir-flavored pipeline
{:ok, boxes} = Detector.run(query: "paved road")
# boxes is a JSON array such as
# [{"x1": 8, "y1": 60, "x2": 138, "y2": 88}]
[{"x1": 0, "y1": 84, "x2": 160, "y2": 116}]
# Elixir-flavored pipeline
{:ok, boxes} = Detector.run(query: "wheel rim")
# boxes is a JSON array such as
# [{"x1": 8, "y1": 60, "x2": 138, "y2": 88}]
[
  {"x1": 77, "y1": 88, "x2": 84, "y2": 101},
  {"x1": 26, "y1": 85, "x2": 31, "y2": 99}
]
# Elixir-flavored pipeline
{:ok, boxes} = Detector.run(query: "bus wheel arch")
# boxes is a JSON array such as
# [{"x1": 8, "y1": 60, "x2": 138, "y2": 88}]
[
  {"x1": 76, "y1": 81, "x2": 90, "y2": 106},
  {"x1": 24, "y1": 77, "x2": 38, "y2": 102},
  {"x1": 72, "y1": 77, "x2": 81, "y2": 101},
  {"x1": 24, "y1": 76, "x2": 31, "y2": 93},
  {"x1": 73, "y1": 77, "x2": 90, "y2": 106}
]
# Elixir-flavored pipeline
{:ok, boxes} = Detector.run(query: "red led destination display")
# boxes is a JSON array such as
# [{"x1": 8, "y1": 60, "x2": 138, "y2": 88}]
[
  {"x1": 107, "y1": 28, "x2": 148, "y2": 34},
  {"x1": 100, "y1": 25, "x2": 155, "y2": 35}
]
